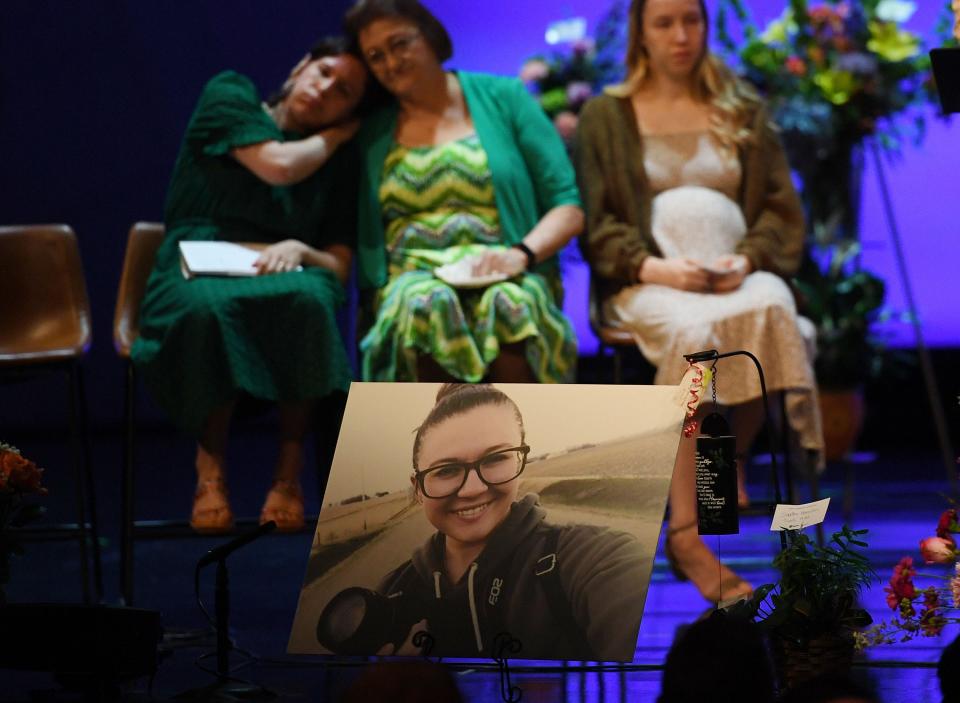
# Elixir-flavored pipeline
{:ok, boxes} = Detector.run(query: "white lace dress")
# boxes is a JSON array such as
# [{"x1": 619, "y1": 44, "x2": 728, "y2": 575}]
[{"x1": 607, "y1": 131, "x2": 824, "y2": 463}]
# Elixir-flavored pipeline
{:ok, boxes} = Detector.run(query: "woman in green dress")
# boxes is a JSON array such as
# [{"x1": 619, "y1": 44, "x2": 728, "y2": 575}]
[
  {"x1": 132, "y1": 37, "x2": 370, "y2": 533},
  {"x1": 345, "y1": 0, "x2": 583, "y2": 383}
]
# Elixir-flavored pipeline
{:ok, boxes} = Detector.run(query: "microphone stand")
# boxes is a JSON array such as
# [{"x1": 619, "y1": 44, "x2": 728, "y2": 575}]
[{"x1": 175, "y1": 522, "x2": 278, "y2": 702}]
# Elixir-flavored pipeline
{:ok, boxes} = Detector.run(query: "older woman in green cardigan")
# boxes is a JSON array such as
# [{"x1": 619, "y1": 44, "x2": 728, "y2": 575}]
[{"x1": 346, "y1": 0, "x2": 583, "y2": 383}]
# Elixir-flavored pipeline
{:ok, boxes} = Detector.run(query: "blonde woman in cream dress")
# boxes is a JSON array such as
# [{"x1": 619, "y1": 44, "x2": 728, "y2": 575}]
[{"x1": 576, "y1": 0, "x2": 823, "y2": 606}]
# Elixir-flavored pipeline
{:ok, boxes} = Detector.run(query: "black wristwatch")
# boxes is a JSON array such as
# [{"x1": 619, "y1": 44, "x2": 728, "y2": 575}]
[{"x1": 512, "y1": 242, "x2": 537, "y2": 270}]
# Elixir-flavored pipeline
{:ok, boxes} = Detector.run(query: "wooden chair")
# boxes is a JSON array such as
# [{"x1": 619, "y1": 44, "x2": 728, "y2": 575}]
[
  {"x1": 113, "y1": 222, "x2": 165, "y2": 606},
  {"x1": 0, "y1": 224, "x2": 103, "y2": 602}
]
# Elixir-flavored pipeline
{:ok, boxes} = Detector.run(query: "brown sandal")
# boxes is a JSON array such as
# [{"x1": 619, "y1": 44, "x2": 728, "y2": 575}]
[
  {"x1": 260, "y1": 478, "x2": 305, "y2": 532},
  {"x1": 190, "y1": 477, "x2": 234, "y2": 534}
]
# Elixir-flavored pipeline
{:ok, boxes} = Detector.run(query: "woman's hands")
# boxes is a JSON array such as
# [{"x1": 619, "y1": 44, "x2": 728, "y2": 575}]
[
  {"x1": 707, "y1": 254, "x2": 751, "y2": 293},
  {"x1": 638, "y1": 257, "x2": 709, "y2": 291},
  {"x1": 638, "y1": 254, "x2": 751, "y2": 292},
  {"x1": 252, "y1": 241, "x2": 352, "y2": 283},
  {"x1": 375, "y1": 619, "x2": 428, "y2": 656},
  {"x1": 254, "y1": 240, "x2": 308, "y2": 274},
  {"x1": 471, "y1": 247, "x2": 528, "y2": 278}
]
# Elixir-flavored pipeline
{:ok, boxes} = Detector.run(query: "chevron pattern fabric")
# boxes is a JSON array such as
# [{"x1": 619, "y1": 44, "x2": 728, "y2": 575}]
[{"x1": 361, "y1": 136, "x2": 577, "y2": 382}]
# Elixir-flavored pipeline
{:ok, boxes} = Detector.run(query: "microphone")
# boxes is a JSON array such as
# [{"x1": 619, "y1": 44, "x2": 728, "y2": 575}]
[{"x1": 197, "y1": 520, "x2": 277, "y2": 568}]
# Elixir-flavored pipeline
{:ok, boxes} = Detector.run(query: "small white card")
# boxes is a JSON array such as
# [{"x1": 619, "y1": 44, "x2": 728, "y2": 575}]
[{"x1": 770, "y1": 498, "x2": 831, "y2": 531}]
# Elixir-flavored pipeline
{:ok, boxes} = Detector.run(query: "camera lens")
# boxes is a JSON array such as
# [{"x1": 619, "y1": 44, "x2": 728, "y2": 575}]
[
  {"x1": 316, "y1": 588, "x2": 369, "y2": 649},
  {"x1": 317, "y1": 587, "x2": 400, "y2": 654}
]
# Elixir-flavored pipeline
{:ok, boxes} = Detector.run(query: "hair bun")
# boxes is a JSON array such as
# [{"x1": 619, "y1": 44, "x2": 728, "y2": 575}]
[{"x1": 435, "y1": 382, "x2": 489, "y2": 403}]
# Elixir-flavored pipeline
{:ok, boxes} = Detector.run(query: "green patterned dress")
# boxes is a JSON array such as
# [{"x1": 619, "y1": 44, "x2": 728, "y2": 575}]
[{"x1": 360, "y1": 135, "x2": 577, "y2": 382}]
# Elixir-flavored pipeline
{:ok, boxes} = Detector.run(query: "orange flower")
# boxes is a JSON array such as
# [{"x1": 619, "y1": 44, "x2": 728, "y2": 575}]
[
  {"x1": 786, "y1": 56, "x2": 807, "y2": 77},
  {"x1": 807, "y1": 46, "x2": 826, "y2": 67},
  {"x1": 0, "y1": 448, "x2": 47, "y2": 495}
]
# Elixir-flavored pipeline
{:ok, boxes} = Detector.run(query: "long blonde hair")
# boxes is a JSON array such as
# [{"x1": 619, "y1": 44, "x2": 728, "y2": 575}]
[{"x1": 606, "y1": 0, "x2": 760, "y2": 149}]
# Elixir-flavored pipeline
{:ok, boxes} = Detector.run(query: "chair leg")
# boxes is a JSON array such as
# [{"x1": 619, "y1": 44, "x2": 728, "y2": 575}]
[
  {"x1": 809, "y1": 459, "x2": 825, "y2": 545},
  {"x1": 66, "y1": 364, "x2": 92, "y2": 604},
  {"x1": 121, "y1": 361, "x2": 137, "y2": 606},
  {"x1": 75, "y1": 366, "x2": 103, "y2": 601},
  {"x1": 778, "y1": 391, "x2": 798, "y2": 505}
]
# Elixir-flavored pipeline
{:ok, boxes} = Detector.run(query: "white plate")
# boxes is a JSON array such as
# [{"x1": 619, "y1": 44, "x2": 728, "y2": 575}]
[{"x1": 434, "y1": 259, "x2": 510, "y2": 289}]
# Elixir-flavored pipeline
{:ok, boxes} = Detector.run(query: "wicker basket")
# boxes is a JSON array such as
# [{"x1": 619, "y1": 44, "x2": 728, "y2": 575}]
[{"x1": 772, "y1": 633, "x2": 855, "y2": 690}]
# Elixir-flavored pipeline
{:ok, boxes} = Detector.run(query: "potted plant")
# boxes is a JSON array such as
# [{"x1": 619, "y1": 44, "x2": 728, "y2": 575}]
[
  {"x1": 793, "y1": 240, "x2": 886, "y2": 459},
  {"x1": 727, "y1": 526, "x2": 876, "y2": 689}
]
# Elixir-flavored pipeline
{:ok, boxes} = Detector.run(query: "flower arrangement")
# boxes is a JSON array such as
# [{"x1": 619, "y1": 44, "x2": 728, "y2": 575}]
[
  {"x1": 716, "y1": 0, "x2": 955, "y2": 241},
  {"x1": 0, "y1": 442, "x2": 48, "y2": 605},
  {"x1": 519, "y1": 1, "x2": 628, "y2": 144},
  {"x1": 857, "y1": 506, "x2": 960, "y2": 646}
]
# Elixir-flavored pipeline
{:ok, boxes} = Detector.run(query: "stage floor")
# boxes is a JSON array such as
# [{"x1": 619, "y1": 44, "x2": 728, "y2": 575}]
[{"x1": 3, "y1": 427, "x2": 956, "y2": 701}]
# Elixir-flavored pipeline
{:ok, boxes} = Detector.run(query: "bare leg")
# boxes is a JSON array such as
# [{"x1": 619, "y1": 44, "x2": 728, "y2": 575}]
[
  {"x1": 488, "y1": 343, "x2": 536, "y2": 383},
  {"x1": 260, "y1": 400, "x2": 313, "y2": 531},
  {"x1": 729, "y1": 398, "x2": 767, "y2": 507},
  {"x1": 191, "y1": 400, "x2": 236, "y2": 532},
  {"x1": 666, "y1": 405, "x2": 752, "y2": 605}
]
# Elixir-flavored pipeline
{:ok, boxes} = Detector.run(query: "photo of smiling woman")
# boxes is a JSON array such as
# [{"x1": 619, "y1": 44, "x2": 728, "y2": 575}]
[{"x1": 309, "y1": 383, "x2": 649, "y2": 662}]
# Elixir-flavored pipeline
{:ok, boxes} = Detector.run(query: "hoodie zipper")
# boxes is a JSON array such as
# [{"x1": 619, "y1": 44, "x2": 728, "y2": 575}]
[{"x1": 466, "y1": 562, "x2": 483, "y2": 653}]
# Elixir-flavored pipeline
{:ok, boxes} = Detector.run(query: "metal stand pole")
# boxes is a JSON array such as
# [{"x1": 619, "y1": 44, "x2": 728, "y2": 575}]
[
  {"x1": 685, "y1": 349, "x2": 789, "y2": 550},
  {"x1": 869, "y1": 141, "x2": 957, "y2": 490}
]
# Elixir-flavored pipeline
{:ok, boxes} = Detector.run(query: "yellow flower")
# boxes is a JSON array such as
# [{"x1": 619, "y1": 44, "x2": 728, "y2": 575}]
[
  {"x1": 760, "y1": 8, "x2": 795, "y2": 44},
  {"x1": 813, "y1": 69, "x2": 857, "y2": 105},
  {"x1": 867, "y1": 20, "x2": 921, "y2": 62}
]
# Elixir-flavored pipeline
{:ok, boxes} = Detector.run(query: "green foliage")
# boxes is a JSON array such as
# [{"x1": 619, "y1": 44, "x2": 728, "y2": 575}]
[
  {"x1": 727, "y1": 526, "x2": 877, "y2": 645},
  {"x1": 793, "y1": 241, "x2": 887, "y2": 388}
]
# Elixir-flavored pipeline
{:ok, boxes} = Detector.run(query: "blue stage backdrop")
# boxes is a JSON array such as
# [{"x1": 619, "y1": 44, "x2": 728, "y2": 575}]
[{"x1": 0, "y1": 1, "x2": 955, "y2": 431}]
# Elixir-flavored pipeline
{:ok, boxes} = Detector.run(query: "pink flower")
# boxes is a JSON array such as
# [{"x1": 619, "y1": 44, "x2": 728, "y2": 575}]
[
  {"x1": 520, "y1": 59, "x2": 549, "y2": 84},
  {"x1": 936, "y1": 508, "x2": 958, "y2": 539},
  {"x1": 785, "y1": 56, "x2": 807, "y2": 76},
  {"x1": 552, "y1": 111, "x2": 579, "y2": 143},
  {"x1": 919, "y1": 536, "x2": 956, "y2": 565},
  {"x1": 565, "y1": 81, "x2": 593, "y2": 109},
  {"x1": 885, "y1": 557, "x2": 918, "y2": 610}
]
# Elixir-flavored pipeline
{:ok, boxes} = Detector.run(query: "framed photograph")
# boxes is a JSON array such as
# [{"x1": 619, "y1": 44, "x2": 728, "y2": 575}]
[{"x1": 288, "y1": 379, "x2": 697, "y2": 662}]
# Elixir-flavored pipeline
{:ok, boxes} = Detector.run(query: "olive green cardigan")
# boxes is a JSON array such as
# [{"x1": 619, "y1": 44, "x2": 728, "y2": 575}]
[{"x1": 574, "y1": 94, "x2": 804, "y2": 295}]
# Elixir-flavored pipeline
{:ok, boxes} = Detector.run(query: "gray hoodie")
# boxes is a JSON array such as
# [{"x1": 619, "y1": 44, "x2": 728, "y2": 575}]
[{"x1": 378, "y1": 493, "x2": 649, "y2": 661}]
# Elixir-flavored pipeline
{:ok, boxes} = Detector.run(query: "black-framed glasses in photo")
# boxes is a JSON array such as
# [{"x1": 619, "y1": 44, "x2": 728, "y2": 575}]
[{"x1": 415, "y1": 445, "x2": 531, "y2": 499}]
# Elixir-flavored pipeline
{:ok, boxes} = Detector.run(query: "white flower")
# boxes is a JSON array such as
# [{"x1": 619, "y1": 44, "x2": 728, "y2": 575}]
[{"x1": 875, "y1": 0, "x2": 916, "y2": 23}]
